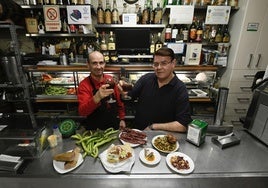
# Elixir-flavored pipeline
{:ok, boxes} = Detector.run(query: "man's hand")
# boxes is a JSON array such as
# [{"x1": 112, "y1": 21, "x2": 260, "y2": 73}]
[{"x1": 93, "y1": 84, "x2": 114, "y2": 103}]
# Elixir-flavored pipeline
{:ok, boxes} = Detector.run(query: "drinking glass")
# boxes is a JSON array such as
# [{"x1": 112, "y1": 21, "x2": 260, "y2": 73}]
[{"x1": 106, "y1": 78, "x2": 116, "y2": 103}]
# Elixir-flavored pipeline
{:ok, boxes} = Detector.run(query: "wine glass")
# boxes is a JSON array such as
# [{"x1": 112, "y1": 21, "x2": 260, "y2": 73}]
[
  {"x1": 106, "y1": 78, "x2": 116, "y2": 103},
  {"x1": 121, "y1": 81, "x2": 133, "y2": 100}
]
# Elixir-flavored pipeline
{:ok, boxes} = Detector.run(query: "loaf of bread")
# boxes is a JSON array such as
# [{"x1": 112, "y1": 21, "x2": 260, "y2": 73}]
[
  {"x1": 53, "y1": 150, "x2": 75, "y2": 162},
  {"x1": 64, "y1": 147, "x2": 81, "y2": 170}
]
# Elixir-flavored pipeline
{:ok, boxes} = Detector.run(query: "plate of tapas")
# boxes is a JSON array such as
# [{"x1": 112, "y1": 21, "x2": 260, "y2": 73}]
[
  {"x1": 53, "y1": 147, "x2": 83, "y2": 174},
  {"x1": 119, "y1": 128, "x2": 147, "y2": 147},
  {"x1": 99, "y1": 144, "x2": 135, "y2": 173},
  {"x1": 139, "y1": 148, "x2": 161, "y2": 166},
  {"x1": 152, "y1": 134, "x2": 179, "y2": 154},
  {"x1": 166, "y1": 152, "x2": 195, "y2": 174}
]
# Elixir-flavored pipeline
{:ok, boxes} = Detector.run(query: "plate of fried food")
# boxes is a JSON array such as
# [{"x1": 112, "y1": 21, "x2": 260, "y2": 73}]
[
  {"x1": 139, "y1": 148, "x2": 161, "y2": 166},
  {"x1": 53, "y1": 147, "x2": 83, "y2": 174},
  {"x1": 99, "y1": 144, "x2": 135, "y2": 173},
  {"x1": 119, "y1": 128, "x2": 147, "y2": 147},
  {"x1": 152, "y1": 134, "x2": 179, "y2": 153},
  {"x1": 166, "y1": 152, "x2": 194, "y2": 174}
]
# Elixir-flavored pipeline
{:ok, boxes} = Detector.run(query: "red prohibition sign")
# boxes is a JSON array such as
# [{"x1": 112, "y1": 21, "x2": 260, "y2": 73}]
[{"x1": 46, "y1": 8, "x2": 58, "y2": 21}]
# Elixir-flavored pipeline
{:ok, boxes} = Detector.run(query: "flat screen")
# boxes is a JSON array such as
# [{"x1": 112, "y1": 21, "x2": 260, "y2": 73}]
[{"x1": 115, "y1": 28, "x2": 150, "y2": 55}]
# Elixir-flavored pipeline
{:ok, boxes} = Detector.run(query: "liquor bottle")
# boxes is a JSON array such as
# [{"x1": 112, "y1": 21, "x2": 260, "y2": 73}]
[
  {"x1": 165, "y1": 23, "x2": 172, "y2": 43},
  {"x1": 77, "y1": 37, "x2": 84, "y2": 55},
  {"x1": 100, "y1": 31, "x2": 108, "y2": 51},
  {"x1": 71, "y1": 0, "x2": 78, "y2": 5},
  {"x1": 215, "y1": 25, "x2": 223, "y2": 43},
  {"x1": 43, "y1": 0, "x2": 50, "y2": 5},
  {"x1": 182, "y1": 24, "x2": 189, "y2": 42},
  {"x1": 209, "y1": 25, "x2": 217, "y2": 43},
  {"x1": 97, "y1": 0, "x2": 104, "y2": 24},
  {"x1": 171, "y1": 24, "x2": 179, "y2": 43},
  {"x1": 107, "y1": 31, "x2": 116, "y2": 50},
  {"x1": 148, "y1": 0, "x2": 154, "y2": 24},
  {"x1": 195, "y1": 19, "x2": 203, "y2": 42},
  {"x1": 84, "y1": 0, "x2": 91, "y2": 4},
  {"x1": 94, "y1": 32, "x2": 101, "y2": 51},
  {"x1": 155, "y1": 32, "x2": 163, "y2": 51},
  {"x1": 112, "y1": 0, "x2": 119, "y2": 24},
  {"x1": 150, "y1": 34, "x2": 155, "y2": 54},
  {"x1": 120, "y1": 3, "x2": 128, "y2": 24},
  {"x1": 105, "y1": 0, "x2": 112, "y2": 24},
  {"x1": 141, "y1": 0, "x2": 149, "y2": 24},
  {"x1": 135, "y1": 4, "x2": 142, "y2": 24},
  {"x1": 50, "y1": 0, "x2": 57, "y2": 4},
  {"x1": 154, "y1": 3, "x2": 163, "y2": 24},
  {"x1": 77, "y1": 0, "x2": 84, "y2": 4},
  {"x1": 189, "y1": 17, "x2": 197, "y2": 42},
  {"x1": 37, "y1": 0, "x2": 43, "y2": 5},
  {"x1": 58, "y1": 0, "x2": 63, "y2": 5},
  {"x1": 222, "y1": 25, "x2": 230, "y2": 43},
  {"x1": 69, "y1": 38, "x2": 77, "y2": 63}
]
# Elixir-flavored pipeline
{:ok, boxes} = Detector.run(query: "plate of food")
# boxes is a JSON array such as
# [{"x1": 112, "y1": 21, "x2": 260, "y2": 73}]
[
  {"x1": 53, "y1": 147, "x2": 83, "y2": 174},
  {"x1": 166, "y1": 152, "x2": 195, "y2": 174},
  {"x1": 119, "y1": 128, "x2": 147, "y2": 147},
  {"x1": 99, "y1": 144, "x2": 135, "y2": 173},
  {"x1": 139, "y1": 148, "x2": 161, "y2": 166},
  {"x1": 152, "y1": 134, "x2": 179, "y2": 153}
]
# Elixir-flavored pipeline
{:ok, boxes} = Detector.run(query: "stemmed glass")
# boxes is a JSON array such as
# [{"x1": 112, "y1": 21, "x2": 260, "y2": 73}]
[
  {"x1": 121, "y1": 80, "x2": 133, "y2": 100},
  {"x1": 105, "y1": 77, "x2": 116, "y2": 103}
]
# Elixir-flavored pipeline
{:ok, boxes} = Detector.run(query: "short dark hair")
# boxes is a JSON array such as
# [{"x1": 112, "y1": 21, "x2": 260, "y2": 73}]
[{"x1": 154, "y1": 47, "x2": 175, "y2": 60}]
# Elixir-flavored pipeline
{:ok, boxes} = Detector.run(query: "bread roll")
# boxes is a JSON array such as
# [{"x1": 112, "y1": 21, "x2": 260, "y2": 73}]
[
  {"x1": 64, "y1": 147, "x2": 81, "y2": 170},
  {"x1": 53, "y1": 150, "x2": 75, "y2": 162}
]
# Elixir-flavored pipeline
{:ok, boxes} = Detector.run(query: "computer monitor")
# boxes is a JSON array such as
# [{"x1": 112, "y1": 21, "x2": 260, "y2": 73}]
[{"x1": 114, "y1": 28, "x2": 150, "y2": 55}]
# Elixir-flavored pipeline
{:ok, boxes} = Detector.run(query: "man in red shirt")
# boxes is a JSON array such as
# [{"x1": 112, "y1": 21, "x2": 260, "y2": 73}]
[{"x1": 77, "y1": 51, "x2": 126, "y2": 130}]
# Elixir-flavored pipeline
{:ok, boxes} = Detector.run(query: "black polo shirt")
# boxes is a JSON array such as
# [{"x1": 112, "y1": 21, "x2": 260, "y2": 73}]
[{"x1": 129, "y1": 73, "x2": 192, "y2": 130}]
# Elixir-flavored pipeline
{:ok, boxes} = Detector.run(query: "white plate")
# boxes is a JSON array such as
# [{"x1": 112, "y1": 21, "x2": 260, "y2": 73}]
[
  {"x1": 119, "y1": 129, "x2": 147, "y2": 147},
  {"x1": 53, "y1": 152, "x2": 83, "y2": 174},
  {"x1": 99, "y1": 148, "x2": 135, "y2": 173},
  {"x1": 139, "y1": 148, "x2": 161, "y2": 166},
  {"x1": 152, "y1": 135, "x2": 179, "y2": 153},
  {"x1": 166, "y1": 152, "x2": 195, "y2": 174}
]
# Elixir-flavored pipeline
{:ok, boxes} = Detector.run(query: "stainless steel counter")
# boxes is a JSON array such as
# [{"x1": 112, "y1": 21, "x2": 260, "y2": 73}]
[{"x1": 1, "y1": 129, "x2": 268, "y2": 188}]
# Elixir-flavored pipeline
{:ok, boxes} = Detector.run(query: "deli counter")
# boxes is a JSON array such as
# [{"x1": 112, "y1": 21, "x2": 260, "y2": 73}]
[{"x1": 0, "y1": 129, "x2": 267, "y2": 188}]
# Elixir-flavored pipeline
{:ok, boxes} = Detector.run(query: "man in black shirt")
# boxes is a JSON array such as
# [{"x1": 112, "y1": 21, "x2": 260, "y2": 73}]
[{"x1": 119, "y1": 47, "x2": 192, "y2": 132}]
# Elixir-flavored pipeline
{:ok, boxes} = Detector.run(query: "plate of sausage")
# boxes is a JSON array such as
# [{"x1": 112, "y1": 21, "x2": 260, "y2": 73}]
[{"x1": 119, "y1": 128, "x2": 147, "y2": 147}]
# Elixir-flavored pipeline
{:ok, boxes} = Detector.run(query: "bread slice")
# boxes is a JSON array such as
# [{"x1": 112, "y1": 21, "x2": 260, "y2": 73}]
[
  {"x1": 53, "y1": 150, "x2": 75, "y2": 162},
  {"x1": 64, "y1": 147, "x2": 81, "y2": 170}
]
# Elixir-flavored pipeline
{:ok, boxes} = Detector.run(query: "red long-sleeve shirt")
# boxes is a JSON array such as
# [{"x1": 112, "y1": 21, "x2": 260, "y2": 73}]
[{"x1": 77, "y1": 74, "x2": 125, "y2": 120}]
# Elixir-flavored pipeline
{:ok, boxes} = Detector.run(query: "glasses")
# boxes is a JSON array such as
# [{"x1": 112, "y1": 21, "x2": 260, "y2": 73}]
[
  {"x1": 91, "y1": 61, "x2": 105, "y2": 67},
  {"x1": 152, "y1": 61, "x2": 172, "y2": 68}
]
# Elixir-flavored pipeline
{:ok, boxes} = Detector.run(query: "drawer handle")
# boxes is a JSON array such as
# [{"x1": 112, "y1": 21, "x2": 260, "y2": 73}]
[
  {"x1": 243, "y1": 74, "x2": 255, "y2": 79},
  {"x1": 240, "y1": 86, "x2": 251, "y2": 91},
  {"x1": 255, "y1": 54, "x2": 261, "y2": 67},
  {"x1": 231, "y1": 120, "x2": 242, "y2": 126},
  {"x1": 234, "y1": 108, "x2": 247, "y2": 113},
  {"x1": 237, "y1": 98, "x2": 250, "y2": 102},
  {"x1": 247, "y1": 54, "x2": 253, "y2": 68}
]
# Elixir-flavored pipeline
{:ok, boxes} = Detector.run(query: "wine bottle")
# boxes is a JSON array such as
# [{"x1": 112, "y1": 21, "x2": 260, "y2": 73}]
[
  {"x1": 189, "y1": 17, "x2": 197, "y2": 42},
  {"x1": 165, "y1": 23, "x2": 172, "y2": 43},
  {"x1": 154, "y1": 3, "x2": 163, "y2": 24},
  {"x1": 97, "y1": 0, "x2": 104, "y2": 24},
  {"x1": 105, "y1": 0, "x2": 112, "y2": 24},
  {"x1": 112, "y1": 0, "x2": 119, "y2": 24}
]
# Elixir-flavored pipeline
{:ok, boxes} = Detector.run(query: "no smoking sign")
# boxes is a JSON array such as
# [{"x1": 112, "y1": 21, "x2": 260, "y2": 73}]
[
  {"x1": 43, "y1": 5, "x2": 61, "y2": 32},
  {"x1": 43, "y1": 5, "x2": 60, "y2": 22}
]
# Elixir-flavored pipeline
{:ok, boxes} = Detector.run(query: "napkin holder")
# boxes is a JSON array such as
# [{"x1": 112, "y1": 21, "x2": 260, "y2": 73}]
[{"x1": 211, "y1": 133, "x2": 240, "y2": 149}]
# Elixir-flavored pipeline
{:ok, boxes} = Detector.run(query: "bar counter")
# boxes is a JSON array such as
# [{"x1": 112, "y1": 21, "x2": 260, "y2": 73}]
[{"x1": 1, "y1": 129, "x2": 268, "y2": 188}]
